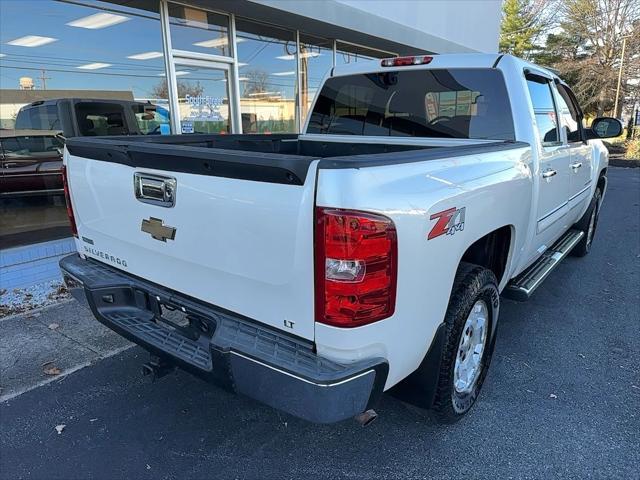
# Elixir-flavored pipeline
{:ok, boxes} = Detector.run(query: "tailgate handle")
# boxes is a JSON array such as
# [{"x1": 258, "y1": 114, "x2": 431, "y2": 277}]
[{"x1": 134, "y1": 173, "x2": 176, "y2": 207}]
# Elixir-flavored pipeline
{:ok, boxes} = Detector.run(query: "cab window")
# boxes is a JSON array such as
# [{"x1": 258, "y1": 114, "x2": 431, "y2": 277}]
[
  {"x1": 75, "y1": 102, "x2": 128, "y2": 136},
  {"x1": 131, "y1": 104, "x2": 171, "y2": 135},
  {"x1": 526, "y1": 76, "x2": 560, "y2": 146},
  {"x1": 15, "y1": 104, "x2": 60, "y2": 130},
  {"x1": 556, "y1": 84, "x2": 583, "y2": 143}
]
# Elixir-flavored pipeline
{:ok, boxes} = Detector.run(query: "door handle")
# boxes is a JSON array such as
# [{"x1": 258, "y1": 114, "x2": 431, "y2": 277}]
[
  {"x1": 134, "y1": 172, "x2": 177, "y2": 208},
  {"x1": 570, "y1": 162, "x2": 583, "y2": 170},
  {"x1": 542, "y1": 169, "x2": 557, "y2": 179}
]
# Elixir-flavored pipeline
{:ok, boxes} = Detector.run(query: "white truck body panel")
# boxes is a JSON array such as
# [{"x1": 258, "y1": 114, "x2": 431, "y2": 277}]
[
  {"x1": 315, "y1": 146, "x2": 531, "y2": 387},
  {"x1": 63, "y1": 53, "x2": 612, "y2": 407},
  {"x1": 66, "y1": 153, "x2": 320, "y2": 340}
]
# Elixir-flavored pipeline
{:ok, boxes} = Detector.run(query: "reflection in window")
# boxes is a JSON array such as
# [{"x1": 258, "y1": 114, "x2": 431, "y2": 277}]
[
  {"x1": 299, "y1": 34, "x2": 333, "y2": 126},
  {"x1": 336, "y1": 42, "x2": 392, "y2": 65},
  {"x1": 0, "y1": 0, "x2": 167, "y2": 246},
  {"x1": 307, "y1": 69, "x2": 515, "y2": 140},
  {"x1": 236, "y1": 19, "x2": 297, "y2": 133},
  {"x1": 167, "y1": 4, "x2": 231, "y2": 57},
  {"x1": 526, "y1": 78, "x2": 559, "y2": 145},
  {"x1": 174, "y1": 67, "x2": 230, "y2": 134}
]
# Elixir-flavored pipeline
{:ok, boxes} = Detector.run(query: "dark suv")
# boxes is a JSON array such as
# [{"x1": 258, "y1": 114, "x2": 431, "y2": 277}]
[{"x1": 15, "y1": 98, "x2": 170, "y2": 137}]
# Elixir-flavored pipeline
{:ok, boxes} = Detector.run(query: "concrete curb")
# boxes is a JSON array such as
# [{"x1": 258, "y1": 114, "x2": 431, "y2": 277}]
[{"x1": 609, "y1": 158, "x2": 640, "y2": 168}]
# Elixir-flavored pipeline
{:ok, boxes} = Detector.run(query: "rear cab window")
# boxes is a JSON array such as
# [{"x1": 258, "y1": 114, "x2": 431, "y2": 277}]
[
  {"x1": 74, "y1": 102, "x2": 129, "y2": 136},
  {"x1": 306, "y1": 68, "x2": 515, "y2": 140}
]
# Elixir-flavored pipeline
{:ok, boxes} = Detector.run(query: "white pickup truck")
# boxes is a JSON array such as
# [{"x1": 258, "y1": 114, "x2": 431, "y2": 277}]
[{"x1": 60, "y1": 54, "x2": 622, "y2": 424}]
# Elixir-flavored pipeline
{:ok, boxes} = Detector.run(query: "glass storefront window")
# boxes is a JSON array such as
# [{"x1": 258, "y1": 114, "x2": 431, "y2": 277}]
[
  {"x1": 0, "y1": 0, "x2": 167, "y2": 247},
  {"x1": 236, "y1": 19, "x2": 297, "y2": 134},
  {"x1": 168, "y1": 4, "x2": 231, "y2": 58},
  {"x1": 299, "y1": 34, "x2": 334, "y2": 126},
  {"x1": 336, "y1": 41, "x2": 393, "y2": 65}
]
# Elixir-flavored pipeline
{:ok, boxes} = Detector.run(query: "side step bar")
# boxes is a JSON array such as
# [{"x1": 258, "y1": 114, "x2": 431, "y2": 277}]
[{"x1": 504, "y1": 229, "x2": 584, "y2": 301}]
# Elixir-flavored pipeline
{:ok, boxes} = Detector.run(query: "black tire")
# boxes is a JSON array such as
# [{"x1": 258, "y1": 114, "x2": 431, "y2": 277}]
[
  {"x1": 431, "y1": 263, "x2": 499, "y2": 423},
  {"x1": 571, "y1": 188, "x2": 602, "y2": 257}
]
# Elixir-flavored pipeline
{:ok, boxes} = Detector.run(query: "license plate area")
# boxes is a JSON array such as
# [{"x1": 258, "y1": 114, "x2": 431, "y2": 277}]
[
  {"x1": 149, "y1": 294, "x2": 214, "y2": 341},
  {"x1": 159, "y1": 303, "x2": 189, "y2": 328}
]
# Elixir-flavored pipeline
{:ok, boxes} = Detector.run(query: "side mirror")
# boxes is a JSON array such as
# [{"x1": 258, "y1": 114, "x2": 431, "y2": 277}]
[{"x1": 586, "y1": 117, "x2": 623, "y2": 140}]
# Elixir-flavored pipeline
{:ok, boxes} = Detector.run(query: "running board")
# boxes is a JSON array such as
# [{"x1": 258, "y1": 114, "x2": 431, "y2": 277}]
[{"x1": 504, "y1": 229, "x2": 584, "y2": 301}]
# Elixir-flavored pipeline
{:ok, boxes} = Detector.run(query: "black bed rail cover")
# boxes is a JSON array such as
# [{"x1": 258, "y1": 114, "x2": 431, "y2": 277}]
[{"x1": 65, "y1": 136, "x2": 314, "y2": 186}]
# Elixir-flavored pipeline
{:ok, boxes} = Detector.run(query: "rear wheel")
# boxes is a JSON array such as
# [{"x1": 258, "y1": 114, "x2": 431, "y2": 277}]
[
  {"x1": 431, "y1": 263, "x2": 499, "y2": 423},
  {"x1": 571, "y1": 188, "x2": 602, "y2": 257}
]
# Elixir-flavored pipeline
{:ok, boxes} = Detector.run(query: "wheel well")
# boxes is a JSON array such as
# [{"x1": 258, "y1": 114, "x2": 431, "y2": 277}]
[
  {"x1": 460, "y1": 226, "x2": 512, "y2": 284},
  {"x1": 597, "y1": 168, "x2": 607, "y2": 192}
]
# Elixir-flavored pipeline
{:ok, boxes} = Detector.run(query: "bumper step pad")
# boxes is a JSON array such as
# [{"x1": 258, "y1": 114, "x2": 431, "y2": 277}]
[{"x1": 103, "y1": 309, "x2": 212, "y2": 370}]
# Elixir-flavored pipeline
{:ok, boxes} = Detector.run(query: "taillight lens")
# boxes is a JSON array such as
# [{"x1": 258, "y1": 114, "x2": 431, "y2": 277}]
[
  {"x1": 315, "y1": 208, "x2": 397, "y2": 328},
  {"x1": 61, "y1": 165, "x2": 78, "y2": 237},
  {"x1": 381, "y1": 55, "x2": 433, "y2": 67}
]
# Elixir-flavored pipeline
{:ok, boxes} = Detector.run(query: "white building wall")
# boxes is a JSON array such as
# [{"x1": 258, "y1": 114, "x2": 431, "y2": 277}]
[
  {"x1": 248, "y1": 0, "x2": 502, "y2": 53},
  {"x1": 336, "y1": 0, "x2": 502, "y2": 53}
]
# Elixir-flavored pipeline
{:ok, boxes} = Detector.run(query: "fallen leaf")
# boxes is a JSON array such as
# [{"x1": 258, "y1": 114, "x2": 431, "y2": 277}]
[
  {"x1": 48, "y1": 323, "x2": 60, "y2": 330},
  {"x1": 549, "y1": 393, "x2": 558, "y2": 399},
  {"x1": 578, "y1": 353, "x2": 585, "y2": 359},
  {"x1": 89, "y1": 418, "x2": 98, "y2": 422},
  {"x1": 55, "y1": 424, "x2": 66, "y2": 435},
  {"x1": 146, "y1": 464, "x2": 151, "y2": 470},
  {"x1": 44, "y1": 365, "x2": 62, "y2": 376}
]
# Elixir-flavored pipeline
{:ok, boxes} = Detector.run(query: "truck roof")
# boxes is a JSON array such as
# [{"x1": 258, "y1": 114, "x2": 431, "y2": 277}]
[{"x1": 330, "y1": 53, "x2": 560, "y2": 81}]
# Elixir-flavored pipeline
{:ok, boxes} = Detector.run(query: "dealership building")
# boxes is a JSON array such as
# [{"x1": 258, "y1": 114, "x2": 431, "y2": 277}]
[{"x1": 0, "y1": 0, "x2": 501, "y2": 286}]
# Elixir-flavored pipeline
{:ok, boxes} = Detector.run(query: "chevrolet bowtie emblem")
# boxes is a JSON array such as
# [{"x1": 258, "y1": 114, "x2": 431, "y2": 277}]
[{"x1": 141, "y1": 217, "x2": 176, "y2": 242}]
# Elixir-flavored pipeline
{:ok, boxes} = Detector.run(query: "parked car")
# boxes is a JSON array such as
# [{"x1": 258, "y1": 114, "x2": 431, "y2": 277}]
[
  {"x1": 15, "y1": 98, "x2": 170, "y2": 137},
  {"x1": 60, "y1": 54, "x2": 622, "y2": 424},
  {"x1": 0, "y1": 129, "x2": 64, "y2": 196}
]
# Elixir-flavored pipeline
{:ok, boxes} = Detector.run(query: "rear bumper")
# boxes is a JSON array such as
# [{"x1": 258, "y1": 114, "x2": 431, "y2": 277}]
[{"x1": 60, "y1": 254, "x2": 387, "y2": 423}]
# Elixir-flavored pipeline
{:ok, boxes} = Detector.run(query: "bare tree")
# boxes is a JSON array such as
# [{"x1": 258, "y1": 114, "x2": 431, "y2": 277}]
[
  {"x1": 547, "y1": 0, "x2": 640, "y2": 116},
  {"x1": 242, "y1": 69, "x2": 270, "y2": 97},
  {"x1": 151, "y1": 80, "x2": 204, "y2": 100}
]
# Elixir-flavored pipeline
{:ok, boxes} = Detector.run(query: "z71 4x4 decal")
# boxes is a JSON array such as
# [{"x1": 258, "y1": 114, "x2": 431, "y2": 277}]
[{"x1": 428, "y1": 207, "x2": 466, "y2": 240}]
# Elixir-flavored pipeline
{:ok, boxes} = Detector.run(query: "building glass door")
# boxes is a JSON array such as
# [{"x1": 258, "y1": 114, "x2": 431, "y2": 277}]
[{"x1": 172, "y1": 58, "x2": 232, "y2": 134}]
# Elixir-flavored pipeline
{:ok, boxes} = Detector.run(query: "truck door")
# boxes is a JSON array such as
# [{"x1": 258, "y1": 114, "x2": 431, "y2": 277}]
[
  {"x1": 525, "y1": 74, "x2": 571, "y2": 247},
  {"x1": 554, "y1": 83, "x2": 593, "y2": 220}
]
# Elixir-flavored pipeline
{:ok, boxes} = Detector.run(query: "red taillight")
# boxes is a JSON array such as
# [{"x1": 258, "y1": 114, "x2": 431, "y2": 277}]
[
  {"x1": 61, "y1": 165, "x2": 78, "y2": 237},
  {"x1": 381, "y1": 55, "x2": 433, "y2": 67},
  {"x1": 315, "y1": 208, "x2": 397, "y2": 328}
]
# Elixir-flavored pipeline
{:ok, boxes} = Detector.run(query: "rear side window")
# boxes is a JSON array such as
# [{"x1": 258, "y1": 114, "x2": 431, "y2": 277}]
[
  {"x1": 15, "y1": 105, "x2": 59, "y2": 130},
  {"x1": 526, "y1": 77, "x2": 560, "y2": 145},
  {"x1": 75, "y1": 102, "x2": 128, "y2": 136},
  {"x1": 307, "y1": 68, "x2": 515, "y2": 140}
]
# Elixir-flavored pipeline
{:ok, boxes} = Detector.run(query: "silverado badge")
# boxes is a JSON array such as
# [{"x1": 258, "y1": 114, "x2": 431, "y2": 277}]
[{"x1": 141, "y1": 217, "x2": 176, "y2": 242}]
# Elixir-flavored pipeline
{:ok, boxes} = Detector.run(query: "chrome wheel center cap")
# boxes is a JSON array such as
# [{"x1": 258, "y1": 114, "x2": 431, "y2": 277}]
[{"x1": 454, "y1": 300, "x2": 489, "y2": 394}]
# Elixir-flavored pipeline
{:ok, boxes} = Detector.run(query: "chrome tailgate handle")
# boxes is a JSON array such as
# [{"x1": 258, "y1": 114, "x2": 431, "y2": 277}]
[{"x1": 134, "y1": 173, "x2": 176, "y2": 207}]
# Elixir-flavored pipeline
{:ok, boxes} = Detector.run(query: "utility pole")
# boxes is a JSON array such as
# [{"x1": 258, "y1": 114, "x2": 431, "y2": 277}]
[
  {"x1": 614, "y1": 35, "x2": 629, "y2": 119},
  {"x1": 39, "y1": 68, "x2": 51, "y2": 90}
]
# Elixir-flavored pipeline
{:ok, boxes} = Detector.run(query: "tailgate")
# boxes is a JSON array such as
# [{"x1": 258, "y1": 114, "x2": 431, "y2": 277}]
[{"x1": 64, "y1": 140, "x2": 319, "y2": 340}]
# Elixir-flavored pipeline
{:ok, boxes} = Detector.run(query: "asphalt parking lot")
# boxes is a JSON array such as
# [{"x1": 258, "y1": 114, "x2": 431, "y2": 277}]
[{"x1": 1, "y1": 167, "x2": 638, "y2": 480}]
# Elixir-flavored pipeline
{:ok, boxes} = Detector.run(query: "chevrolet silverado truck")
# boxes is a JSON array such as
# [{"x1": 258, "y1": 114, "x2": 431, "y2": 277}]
[{"x1": 59, "y1": 54, "x2": 622, "y2": 424}]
